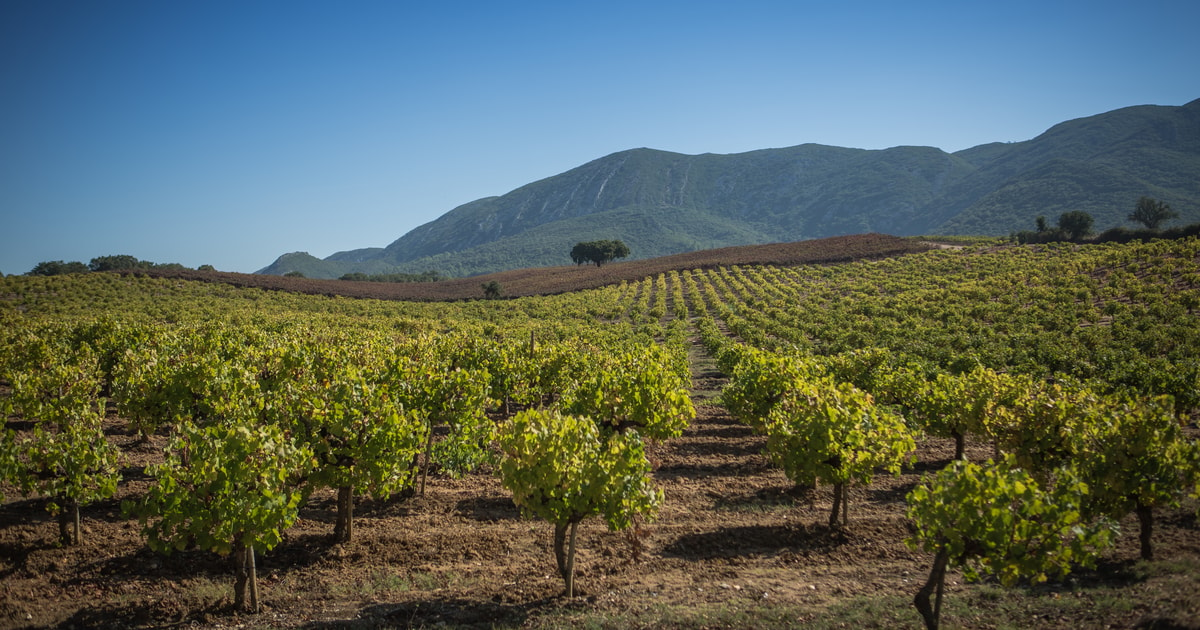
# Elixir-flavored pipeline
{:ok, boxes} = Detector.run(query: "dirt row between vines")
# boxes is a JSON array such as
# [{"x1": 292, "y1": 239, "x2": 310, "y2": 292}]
[{"x1": 1, "y1": 345, "x2": 1198, "y2": 629}]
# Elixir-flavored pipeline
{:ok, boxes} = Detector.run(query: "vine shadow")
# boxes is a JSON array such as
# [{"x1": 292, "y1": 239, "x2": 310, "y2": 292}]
[
  {"x1": 1132, "y1": 620, "x2": 1199, "y2": 630},
  {"x1": 82, "y1": 544, "x2": 233, "y2": 586},
  {"x1": 54, "y1": 598, "x2": 229, "y2": 630},
  {"x1": 118, "y1": 464, "x2": 153, "y2": 482},
  {"x1": 0, "y1": 539, "x2": 56, "y2": 581},
  {"x1": 0, "y1": 496, "x2": 52, "y2": 528},
  {"x1": 455, "y1": 495, "x2": 521, "y2": 522},
  {"x1": 670, "y1": 439, "x2": 763, "y2": 458},
  {"x1": 710, "y1": 483, "x2": 817, "y2": 512},
  {"x1": 654, "y1": 459, "x2": 773, "y2": 481},
  {"x1": 866, "y1": 479, "x2": 921, "y2": 504},
  {"x1": 300, "y1": 595, "x2": 560, "y2": 629},
  {"x1": 662, "y1": 522, "x2": 847, "y2": 560}
]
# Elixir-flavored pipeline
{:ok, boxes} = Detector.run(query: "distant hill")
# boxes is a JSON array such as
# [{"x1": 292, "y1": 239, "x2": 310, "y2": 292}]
[{"x1": 260, "y1": 99, "x2": 1200, "y2": 278}]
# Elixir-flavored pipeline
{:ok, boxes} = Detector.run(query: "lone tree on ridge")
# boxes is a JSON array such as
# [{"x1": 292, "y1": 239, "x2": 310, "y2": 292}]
[
  {"x1": 570, "y1": 240, "x2": 630, "y2": 267},
  {"x1": 1128, "y1": 196, "x2": 1178, "y2": 230},
  {"x1": 481, "y1": 280, "x2": 502, "y2": 299},
  {"x1": 1057, "y1": 211, "x2": 1094, "y2": 241}
]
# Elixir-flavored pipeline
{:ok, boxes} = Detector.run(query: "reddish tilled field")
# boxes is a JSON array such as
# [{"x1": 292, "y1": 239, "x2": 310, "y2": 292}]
[{"x1": 127, "y1": 234, "x2": 931, "y2": 301}]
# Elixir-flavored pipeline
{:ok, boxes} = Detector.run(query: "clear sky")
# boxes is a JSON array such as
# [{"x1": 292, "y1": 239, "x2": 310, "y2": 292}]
[{"x1": 2, "y1": 0, "x2": 1197, "y2": 275}]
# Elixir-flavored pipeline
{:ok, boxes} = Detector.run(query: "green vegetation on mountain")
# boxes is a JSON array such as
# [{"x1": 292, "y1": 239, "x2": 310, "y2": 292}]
[
  {"x1": 260, "y1": 100, "x2": 1200, "y2": 278},
  {"x1": 380, "y1": 206, "x2": 778, "y2": 278}
]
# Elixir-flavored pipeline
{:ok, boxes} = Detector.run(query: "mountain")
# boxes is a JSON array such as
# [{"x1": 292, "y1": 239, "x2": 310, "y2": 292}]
[{"x1": 260, "y1": 99, "x2": 1200, "y2": 278}]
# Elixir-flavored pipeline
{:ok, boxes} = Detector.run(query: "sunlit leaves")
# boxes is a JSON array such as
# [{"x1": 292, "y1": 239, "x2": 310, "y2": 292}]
[
  {"x1": 111, "y1": 324, "x2": 265, "y2": 436},
  {"x1": 692, "y1": 238, "x2": 1200, "y2": 413},
  {"x1": 135, "y1": 419, "x2": 311, "y2": 556},
  {"x1": 720, "y1": 345, "x2": 824, "y2": 434},
  {"x1": 0, "y1": 326, "x2": 120, "y2": 544},
  {"x1": 764, "y1": 375, "x2": 915, "y2": 504},
  {"x1": 497, "y1": 409, "x2": 660, "y2": 530},
  {"x1": 495, "y1": 409, "x2": 660, "y2": 595},
  {"x1": 906, "y1": 456, "x2": 1116, "y2": 587},
  {"x1": 262, "y1": 336, "x2": 427, "y2": 505},
  {"x1": 386, "y1": 339, "x2": 492, "y2": 478},
  {"x1": 1064, "y1": 393, "x2": 1195, "y2": 559},
  {"x1": 562, "y1": 343, "x2": 694, "y2": 440}
]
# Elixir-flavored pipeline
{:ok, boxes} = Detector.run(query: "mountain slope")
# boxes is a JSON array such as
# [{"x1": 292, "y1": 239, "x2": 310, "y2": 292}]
[
  {"x1": 383, "y1": 205, "x2": 779, "y2": 277},
  {"x1": 260, "y1": 99, "x2": 1200, "y2": 278},
  {"x1": 934, "y1": 100, "x2": 1200, "y2": 234}
]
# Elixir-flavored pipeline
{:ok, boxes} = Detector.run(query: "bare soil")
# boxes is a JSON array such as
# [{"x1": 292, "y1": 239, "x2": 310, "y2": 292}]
[{"x1": 1, "y1": 346, "x2": 1198, "y2": 629}]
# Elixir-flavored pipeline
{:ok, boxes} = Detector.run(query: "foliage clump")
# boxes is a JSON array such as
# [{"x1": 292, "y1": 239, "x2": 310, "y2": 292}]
[
  {"x1": 496, "y1": 409, "x2": 660, "y2": 597},
  {"x1": 906, "y1": 457, "x2": 1116, "y2": 629},
  {"x1": 1128, "y1": 196, "x2": 1178, "y2": 230},
  {"x1": 570, "y1": 240, "x2": 630, "y2": 267},
  {"x1": 1014, "y1": 211, "x2": 1095, "y2": 243}
]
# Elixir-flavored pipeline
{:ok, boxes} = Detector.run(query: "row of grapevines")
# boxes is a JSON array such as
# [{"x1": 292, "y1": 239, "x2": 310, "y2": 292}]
[
  {"x1": 713, "y1": 327, "x2": 1199, "y2": 629},
  {"x1": 2, "y1": 311, "x2": 695, "y2": 607},
  {"x1": 693, "y1": 240, "x2": 1200, "y2": 410},
  {"x1": 0, "y1": 323, "x2": 119, "y2": 546},
  {"x1": 716, "y1": 343, "x2": 914, "y2": 526}
]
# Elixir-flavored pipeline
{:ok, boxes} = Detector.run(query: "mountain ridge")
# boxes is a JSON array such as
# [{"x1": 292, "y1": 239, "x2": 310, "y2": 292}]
[{"x1": 260, "y1": 99, "x2": 1200, "y2": 278}]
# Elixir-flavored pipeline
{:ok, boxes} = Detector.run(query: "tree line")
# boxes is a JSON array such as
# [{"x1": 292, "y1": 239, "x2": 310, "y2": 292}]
[
  {"x1": 1014, "y1": 196, "x2": 1189, "y2": 244},
  {"x1": 24, "y1": 255, "x2": 216, "y2": 276}
]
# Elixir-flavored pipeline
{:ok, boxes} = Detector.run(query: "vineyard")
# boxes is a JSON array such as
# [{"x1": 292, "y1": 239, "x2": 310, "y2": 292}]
[{"x1": 1, "y1": 236, "x2": 1198, "y2": 629}]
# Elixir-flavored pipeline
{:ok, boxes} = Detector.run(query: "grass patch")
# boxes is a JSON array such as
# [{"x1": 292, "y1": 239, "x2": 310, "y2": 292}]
[
  {"x1": 382, "y1": 568, "x2": 478, "y2": 593},
  {"x1": 530, "y1": 600, "x2": 814, "y2": 630},
  {"x1": 710, "y1": 494, "x2": 798, "y2": 514},
  {"x1": 179, "y1": 576, "x2": 229, "y2": 607},
  {"x1": 328, "y1": 568, "x2": 449, "y2": 598}
]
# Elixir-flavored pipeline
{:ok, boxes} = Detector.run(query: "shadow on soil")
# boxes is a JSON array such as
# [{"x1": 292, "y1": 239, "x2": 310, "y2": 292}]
[
  {"x1": 654, "y1": 459, "x2": 773, "y2": 480},
  {"x1": 1066, "y1": 558, "x2": 1154, "y2": 589},
  {"x1": 455, "y1": 495, "x2": 521, "y2": 522},
  {"x1": 710, "y1": 483, "x2": 814, "y2": 512},
  {"x1": 1133, "y1": 621, "x2": 1200, "y2": 630},
  {"x1": 663, "y1": 522, "x2": 847, "y2": 560},
  {"x1": 77, "y1": 530, "x2": 338, "y2": 592},
  {"x1": 0, "y1": 497, "x2": 53, "y2": 529},
  {"x1": 670, "y1": 439, "x2": 764, "y2": 458},
  {"x1": 866, "y1": 479, "x2": 920, "y2": 504},
  {"x1": 299, "y1": 492, "x2": 419, "y2": 527},
  {"x1": 299, "y1": 596, "x2": 561, "y2": 629},
  {"x1": 0, "y1": 540, "x2": 55, "y2": 581},
  {"x1": 53, "y1": 599, "x2": 225, "y2": 630},
  {"x1": 85, "y1": 544, "x2": 233, "y2": 585}
]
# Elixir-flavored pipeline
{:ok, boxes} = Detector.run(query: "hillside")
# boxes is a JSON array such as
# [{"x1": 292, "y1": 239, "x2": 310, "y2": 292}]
[{"x1": 260, "y1": 99, "x2": 1200, "y2": 278}]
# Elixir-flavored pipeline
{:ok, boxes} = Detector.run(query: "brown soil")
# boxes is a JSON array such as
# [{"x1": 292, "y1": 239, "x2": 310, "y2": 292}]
[{"x1": 1, "y1": 346, "x2": 1198, "y2": 629}]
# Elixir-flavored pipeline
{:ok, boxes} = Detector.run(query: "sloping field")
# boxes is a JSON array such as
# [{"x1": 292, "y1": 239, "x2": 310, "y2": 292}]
[
  {"x1": 130, "y1": 234, "x2": 930, "y2": 301},
  {"x1": 2, "y1": 236, "x2": 1198, "y2": 629}
]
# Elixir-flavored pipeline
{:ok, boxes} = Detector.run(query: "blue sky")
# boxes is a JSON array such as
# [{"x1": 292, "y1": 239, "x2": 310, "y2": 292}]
[{"x1": 2, "y1": 0, "x2": 1197, "y2": 275}]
